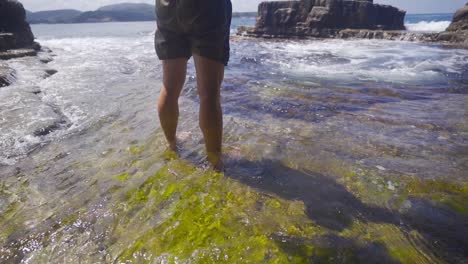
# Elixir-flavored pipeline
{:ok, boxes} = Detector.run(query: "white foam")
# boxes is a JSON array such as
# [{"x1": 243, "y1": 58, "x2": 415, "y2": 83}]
[
  {"x1": 1, "y1": 35, "x2": 157, "y2": 165},
  {"x1": 259, "y1": 39, "x2": 468, "y2": 85},
  {"x1": 406, "y1": 21, "x2": 451, "y2": 32}
]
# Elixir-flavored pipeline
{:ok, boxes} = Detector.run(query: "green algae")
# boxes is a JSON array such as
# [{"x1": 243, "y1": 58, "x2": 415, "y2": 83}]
[
  {"x1": 114, "y1": 173, "x2": 130, "y2": 181},
  {"x1": 0, "y1": 202, "x2": 22, "y2": 240},
  {"x1": 341, "y1": 222, "x2": 436, "y2": 264},
  {"x1": 303, "y1": 157, "x2": 468, "y2": 217},
  {"x1": 111, "y1": 160, "x2": 328, "y2": 263},
  {"x1": 128, "y1": 145, "x2": 144, "y2": 155},
  {"x1": 162, "y1": 149, "x2": 178, "y2": 161},
  {"x1": 120, "y1": 127, "x2": 131, "y2": 133},
  {"x1": 405, "y1": 178, "x2": 468, "y2": 195},
  {"x1": 301, "y1": 158, "x2": 396, "y2": 208},
  {"x1": 107, "y1": 156, "x2": 457, "y2": 263},
  {"x1": 402, "y1": 178, "x2": 468, "y2": 214},
  {"x1": 60, "y1": 212, "x2": 80, "y2": 226},
  {"x1": 4, "y1": 132, "x2": 460, "y2": 264}
]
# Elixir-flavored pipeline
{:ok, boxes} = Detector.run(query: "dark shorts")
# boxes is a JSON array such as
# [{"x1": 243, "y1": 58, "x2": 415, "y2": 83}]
[{"x1": 155, "y1": 0, "x2": 232, "y2": 66}]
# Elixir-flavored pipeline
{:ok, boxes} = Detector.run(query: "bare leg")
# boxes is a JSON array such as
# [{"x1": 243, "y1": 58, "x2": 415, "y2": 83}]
[
  {"x1": 158, "y1": 58, "x2": 188, "y2": 150},
  {"x1": 193, "y1": 54, "x2": 224, "y2": 169}
]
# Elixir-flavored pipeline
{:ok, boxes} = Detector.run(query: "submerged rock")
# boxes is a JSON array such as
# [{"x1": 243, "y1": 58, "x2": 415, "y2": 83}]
[
  {"x1": 0, "y1": 86, "x2": 70, "y2": 141},
  {"x1": 0, "y1": 63, "x2": 15, "y2": 87},
  {"x1": 44, "y1": 69, "x2": 58, "y2": 77},
  {"x1": 239, "y1": 0, "x2": 406, "y2": 38}
]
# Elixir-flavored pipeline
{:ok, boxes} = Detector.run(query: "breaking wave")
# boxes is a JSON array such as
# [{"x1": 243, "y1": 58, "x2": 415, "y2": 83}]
[{"x1": 406, "y1": 20, "x2": 451, "y2": 32}]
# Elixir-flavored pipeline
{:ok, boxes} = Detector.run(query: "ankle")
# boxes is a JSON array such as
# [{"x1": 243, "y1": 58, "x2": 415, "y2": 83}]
[
  {"x1": 167, "y1": 139, "x2": 177, "y2": 151},
  {"x1": 207, "y1": 151, "x2": 222, "y2": 170}
]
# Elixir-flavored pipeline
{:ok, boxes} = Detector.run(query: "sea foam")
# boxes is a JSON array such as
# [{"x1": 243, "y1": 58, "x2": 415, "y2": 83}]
[{"x1": 405, "y1": 20, "x2": 451, "y2": 32}]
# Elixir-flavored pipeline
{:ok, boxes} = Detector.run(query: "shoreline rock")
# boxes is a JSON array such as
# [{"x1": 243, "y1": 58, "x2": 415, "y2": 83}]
[
  {"x1": 242, "y1": 0, "x2": 406, "y2": 39},
  {"x1": 238, "y1": 1, "x2": 468, "y2": 49},
  {"x1": 0, "y1": 0, "x2": 41, "y2": 60},
  {"x1": 0, "y1": 64, "x2": 15, "y2": 87},
  {"x1": 0, "y1": 47, "x2": 39, "y2": 60},
  {"x1": 434, "y1": 3, "x2": 468, "y2": 48}
]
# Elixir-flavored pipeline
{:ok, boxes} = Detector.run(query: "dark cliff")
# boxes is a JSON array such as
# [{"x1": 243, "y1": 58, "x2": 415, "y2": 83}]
[{"x1": 0, "y1": 0, "x2": 35, "y2": 50}]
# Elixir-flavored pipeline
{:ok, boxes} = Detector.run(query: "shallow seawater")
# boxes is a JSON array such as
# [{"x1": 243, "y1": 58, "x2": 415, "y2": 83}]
[{"x1": 0, "y1": 22, "x2": 467, "y2": 263}]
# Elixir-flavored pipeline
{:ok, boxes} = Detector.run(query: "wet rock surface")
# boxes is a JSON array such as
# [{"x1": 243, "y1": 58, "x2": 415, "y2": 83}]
[
  {"x1": 0, "y1": 22, "x2": 467, "y2": 263},
  {"x1": 241, "y1": 0, "x2": 406, "y2": 38},
  {"x1": 0, "y1": 85, "x2": 70, "y2": 159},
  {"x1": 0, "y1": 52, "x2": 54, "y2": 87},
  {"x1": 0, "y1": 63, "x2": 15, "y2": 87},
  {"x1": 0, "y1": 48, "x2": 38, "y2": 60}
]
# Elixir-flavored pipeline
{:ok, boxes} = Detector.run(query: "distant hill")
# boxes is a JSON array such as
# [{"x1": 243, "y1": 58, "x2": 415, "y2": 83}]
[
  {"x1": 26, "y1": 4, "x2": 256, "y2": 24},
  {"x1": 98, "y1": 3, "x2": 154, "y2": 12},
  {"x1": 232, "y1": 12, "x2": 257, "y2": 18},
  {"x1": 27, "y1": 9, "x2": 83, "y2": 24},
  {"x1": 27, "y1": 3, "x2": 155, "y2": 24},
  {"x1": 75, "y1": 3, "x2": 155, "y2": 23},
  {"x1": 25, "y1": 10, "x2": 34, "y2": 18}
]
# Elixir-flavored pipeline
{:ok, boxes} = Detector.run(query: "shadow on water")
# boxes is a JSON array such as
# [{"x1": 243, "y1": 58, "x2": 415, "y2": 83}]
[
  {"x1": 186, "y1": 156, "x2": 467, "y2": 263},
  {"x1": 272, "y1": 233, "x2": 399, "y2": 264}
]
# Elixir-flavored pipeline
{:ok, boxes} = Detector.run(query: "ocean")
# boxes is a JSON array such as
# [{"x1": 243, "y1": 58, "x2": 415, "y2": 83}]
[
  {"x1": 405, "y1": 13, "x2": 454, "y2": 32},
  {"x1": 0, "y1": 14, "x2": 467, "y2": 263}
]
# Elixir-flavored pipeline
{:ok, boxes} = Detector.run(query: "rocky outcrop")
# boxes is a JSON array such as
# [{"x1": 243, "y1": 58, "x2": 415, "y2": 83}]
[
  {"x1": 447, "y1": 3, "x2": 468, "y2": 32},
  {"x1": 433, "y1": 4, "x2": 468, "y2": 48},
  {"x1": 239, "y1": 2, "x2": 468, "y2": 49},
  {"x1": 241, "y1": 0, "x2": 406, "y2": 38},
  {"x1": 0, "y1": 0, "x2": 40, "y2": 59},
  {"x1": 0, "y1": 0, "x2": 35, "y2": 48}
]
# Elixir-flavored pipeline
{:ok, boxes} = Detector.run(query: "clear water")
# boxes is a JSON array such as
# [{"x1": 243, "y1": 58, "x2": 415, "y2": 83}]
[{"x1": 0, "y1": 18, "x2": 467, "y2": 263}]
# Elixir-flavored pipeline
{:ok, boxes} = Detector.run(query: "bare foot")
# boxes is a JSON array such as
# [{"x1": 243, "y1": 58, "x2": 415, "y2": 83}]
[
  {"x1": 168, "y1": 140, "x2": 177, "y2": 152},
  {"x1": 207, "y1": 152, "x2": 224, "y2": 172}
]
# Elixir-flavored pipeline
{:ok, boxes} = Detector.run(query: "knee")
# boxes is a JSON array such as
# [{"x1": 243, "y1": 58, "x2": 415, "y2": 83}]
[
  {"x1": 159, "y1": 86, "x2": 180, "y2": 103},
  {"x1": 199, "y1": 93, "x2": 220, "y2": 108}
]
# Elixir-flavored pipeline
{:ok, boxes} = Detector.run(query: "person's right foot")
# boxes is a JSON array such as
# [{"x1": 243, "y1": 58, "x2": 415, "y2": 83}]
[
  {"x1": 207, "y1": 152, "x2": 223, "y2": 172},
  {"x1": 168, "y1": 140, "x2": 177, "y2": 152}
]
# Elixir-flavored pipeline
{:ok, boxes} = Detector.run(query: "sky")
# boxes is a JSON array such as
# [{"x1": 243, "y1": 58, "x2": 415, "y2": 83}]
[{"x1": 20, "y1": 0, "x2": 466, "y2": 14}]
